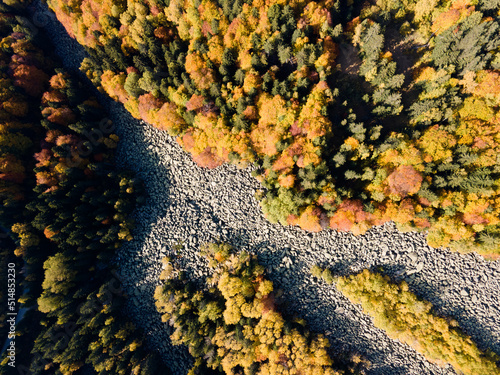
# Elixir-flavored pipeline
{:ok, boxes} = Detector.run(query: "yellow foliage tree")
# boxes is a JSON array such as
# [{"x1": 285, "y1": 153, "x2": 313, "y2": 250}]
[
  {"x1": 336, "y1": 269, "x2": 500, "y2": 375},
  {"x1": 155, "y1": 244, "x2": 351, "y2": 375}
]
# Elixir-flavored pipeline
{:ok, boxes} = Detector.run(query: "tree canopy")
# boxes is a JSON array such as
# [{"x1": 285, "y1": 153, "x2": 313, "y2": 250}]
[{"x1": 44, "y1": 0, "x2": 500, "y2": 257}]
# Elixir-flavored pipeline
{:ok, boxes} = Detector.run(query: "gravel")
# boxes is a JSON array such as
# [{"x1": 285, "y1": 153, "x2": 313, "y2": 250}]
[{"x1": 33, "y1": 3, "x2": 500, "y2": 374}]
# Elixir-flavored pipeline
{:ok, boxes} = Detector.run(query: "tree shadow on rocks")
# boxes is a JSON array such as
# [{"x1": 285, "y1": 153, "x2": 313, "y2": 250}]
[
  {"x1": 376, "y1": 262, "x2": 413, "y2": 281},
  {"x1": 212, "y1": 222, "x2": 254, "y2": 250},
  {"x1": 327, "y1": 258, "x2": 372, "y2": 277},
  {"x1": 273, "y1": 269, "x2": 444, "y2": 375},
  {"x1": 32, "y1": 3, "x2": 190, "y2": 374},
  {"x1": 405, "y1": 276, "x2": 500, "y2": 358},
  {"x1": 374, "y1": 249, "x2": 500, "y2": 359},
  {"x1": 251, "y1": 240, "x2": 287, "y2": 270}
]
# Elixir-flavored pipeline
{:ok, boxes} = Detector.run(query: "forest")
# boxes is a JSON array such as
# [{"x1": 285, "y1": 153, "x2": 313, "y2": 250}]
[
  {"x1": 155, "y1": 243, "x2": 370, "y2": 375},
  {"x1": 0, "y1": 3, "x2": 167, "y2": 373},
  {"x1": 1, "y1": 0, "x2": 500, "y2": 374},
  {"x1": 40, "y1": 0, "x2": 500, "y2": 257},
  {"x1": 331, "y1": 268, "x2": 500, "y2": 375}
]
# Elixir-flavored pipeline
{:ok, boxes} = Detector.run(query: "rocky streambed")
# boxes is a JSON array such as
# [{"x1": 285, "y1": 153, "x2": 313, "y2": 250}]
[{"x1": 35, "y1": 3, "x2": 500, "y2": 374}]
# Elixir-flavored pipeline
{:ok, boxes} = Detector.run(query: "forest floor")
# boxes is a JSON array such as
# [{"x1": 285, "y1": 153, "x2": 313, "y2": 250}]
[
  {"x1": 385, "y1": 27, "x2": 419, "y2": 85},
  {"x1": 337, "y1": 43, "x2": 362, "y2": 76},
  {"x1": 37, "y1": 2, "x2": 500, "y2": 374}
]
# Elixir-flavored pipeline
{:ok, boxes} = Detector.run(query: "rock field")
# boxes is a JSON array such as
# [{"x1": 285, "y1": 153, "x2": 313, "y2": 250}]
[{"x1": 35, "y1": 3, "x2": 500, "y2": 374}]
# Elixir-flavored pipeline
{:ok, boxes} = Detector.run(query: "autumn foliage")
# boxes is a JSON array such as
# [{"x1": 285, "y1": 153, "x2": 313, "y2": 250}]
[
  {"x1": 335, "y1": 269, "x2": 500, "y2": 375},
  {"x1": 45, "y1": 0, "x2": 500, "y2": 255},
  {"x1": 155, "y1": 243, "x2": 368, "y2": 375},
  {"x1": 0, "y1": 6, "x2": 167, "y2": 374}
]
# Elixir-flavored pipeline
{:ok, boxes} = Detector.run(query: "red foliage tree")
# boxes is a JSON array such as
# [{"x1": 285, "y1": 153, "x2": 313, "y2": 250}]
[
  {"x1": 41, "y1": 106, "x2": 76, "y2": 126},
  {"x1": 192, "y1": 146, "x2": 225, "y2": 169},
  {"x1": 34, "y1": 149, "x2": 53, "y2": 168},
  {"x1": 0, "y1": 155, "x2": 25, "y2": 184},
  {"x1": 138, "y1": 93, "x2": 164, "y2": 121},
  {"x1": 387, "y1": 165, "x2": 423, "y2": 197},
  {"x1": 10, "y1": 63, "x2": 49, "y2": 97},
  {"x1": 185, "y1": 94, "x2": 205, "y2": 112}
]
